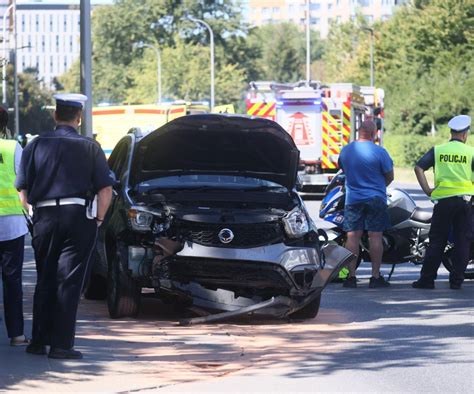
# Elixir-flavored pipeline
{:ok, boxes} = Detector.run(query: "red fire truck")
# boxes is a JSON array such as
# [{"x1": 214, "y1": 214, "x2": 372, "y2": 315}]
[{"x1": 246, "y1": 81, "x2": 375, "y2": 194}]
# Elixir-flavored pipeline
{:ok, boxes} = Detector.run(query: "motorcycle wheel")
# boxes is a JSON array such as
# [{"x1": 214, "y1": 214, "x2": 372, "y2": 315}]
[{"x1": 442, "y1": 248, "x2": 474, "y2": 280}]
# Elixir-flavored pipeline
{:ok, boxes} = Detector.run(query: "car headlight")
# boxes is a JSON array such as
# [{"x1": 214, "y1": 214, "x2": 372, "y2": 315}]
[
  {"x1": 127, "y1": 207, "x2": 155, "y2": 232},
  {"x1": 283, "y1": 207, "x2": 309, "y2": 238}
]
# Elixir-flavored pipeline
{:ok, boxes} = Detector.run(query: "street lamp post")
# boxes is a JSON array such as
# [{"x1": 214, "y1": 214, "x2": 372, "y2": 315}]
[
  {"x1": 133, "y1": 42, "x2": 161, "y2": 104},
  {"x1": 187, "y1": 17, "x2": 214, "y2": 110},
  {"x1": 1, "y1": 4, "x2": 13, "y2": 108},
  {"x1": 362, "y1": 27, "x2": 374, "y2": 87},
  {"x1": 13, "y1": 0, "x2": 19, "y2": 137},
  {"x1": 305, "y1": 0, "x2": 311, "y2": 85}
]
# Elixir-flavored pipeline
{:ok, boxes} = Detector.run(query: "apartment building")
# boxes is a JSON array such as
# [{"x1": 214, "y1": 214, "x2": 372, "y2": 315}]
[
  {"x1": 248, "y1": 0, "x2": 408, "y2": 38},
  {"x1": 0, "y1": 0, "x2": 113, "y2": 88}
]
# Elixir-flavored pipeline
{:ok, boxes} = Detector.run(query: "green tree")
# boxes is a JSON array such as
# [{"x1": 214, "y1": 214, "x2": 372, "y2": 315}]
[
  {"x1": 126, "y1": 36, "x2": 246, "y2": 106},
  {"x1": 247, "y1": 22, "x2": 324, "y2": 83},
  {"x1": 3, "y1": 66, "x2": 55, "y2": 135}
]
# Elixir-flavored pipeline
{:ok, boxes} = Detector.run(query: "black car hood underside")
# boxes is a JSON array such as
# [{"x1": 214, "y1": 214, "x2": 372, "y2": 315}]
[{"x1": 129, "y1": 114, "x2": 300, "y2": 190}]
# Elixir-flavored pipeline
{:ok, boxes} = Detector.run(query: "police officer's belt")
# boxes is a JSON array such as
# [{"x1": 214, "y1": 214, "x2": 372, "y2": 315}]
[{"x1": 35, "y1": 198, "x2": 86, "y2": 208}]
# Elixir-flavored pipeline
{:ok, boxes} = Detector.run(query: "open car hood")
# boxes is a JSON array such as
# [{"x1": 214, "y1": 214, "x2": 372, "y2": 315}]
[{"x1": 129, "y1": 114, "x2": 300, "y2": 190}]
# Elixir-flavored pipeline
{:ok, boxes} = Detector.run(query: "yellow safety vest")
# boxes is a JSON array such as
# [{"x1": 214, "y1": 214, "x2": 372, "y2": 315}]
[
  {"x1": 0, "y1": 140, "x2": 24, "y2": 216},
  {"x1": 431, "y1": 141, "x2": 474, "y2": 200}
]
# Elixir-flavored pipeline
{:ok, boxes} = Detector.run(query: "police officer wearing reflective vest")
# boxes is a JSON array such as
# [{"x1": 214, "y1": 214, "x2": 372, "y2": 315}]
[
  {"x1": 413, "y1": 115, "x2": 474, "y2": 290},
  {"x1": 15, "y1": 94, "x2": 113, "y2": 359},
  {"x1": 0, "y1": 107, "x2": 30, "y2": 346}
]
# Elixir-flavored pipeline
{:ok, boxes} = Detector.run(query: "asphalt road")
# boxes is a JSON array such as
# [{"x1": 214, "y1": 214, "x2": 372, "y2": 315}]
[{"x1": 0, "y1": 182, "x2": 472, "y2": 393}]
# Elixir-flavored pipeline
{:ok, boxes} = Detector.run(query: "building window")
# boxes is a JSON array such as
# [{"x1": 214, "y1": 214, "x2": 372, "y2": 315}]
[
  {"x1": 310, "y1": 3, "x2": 321, "y2": 11},
  {"x1": 35, "y1": 15, "x2": 39, "y2": 32},
  {"x1": 328, "y1": 3, "x2": 333, "y2": 10},
  {"x1": 50, "y1": 15, "x2": 53, "y2": 32},
  {"x1": 56, "y1": 35, "x2": 59, "y2": 51},
  {"x1": 69, "y1": 36, "x2": 73, "y2": 51},
  {"x1": 272, "y1": 7, "x2": 279, "y2": 13},
  {"x1": 41, "y1": 36, "x2": 45, "y2": 51},
  {"x1": 64, "y1": 56, "x2": 68, "y2": 70},
  {"x1": 50, "y1": 56, "x2": 53, "y2": 71},
  {"x1": 77, "y1": 15, "x2": 80, "y2": 29},
  {"x1": 336, "y1": 16, "x2": 341, "y2": 22},
  {"x1": 36, "y1": 56, "x2": 39, "y2": 69},
  {"x1": 64, "y1": 15, "x2": 67, "y2": 32},
  {"x1": 311, "y1": 18, "x2": 320, "y2": 25}
]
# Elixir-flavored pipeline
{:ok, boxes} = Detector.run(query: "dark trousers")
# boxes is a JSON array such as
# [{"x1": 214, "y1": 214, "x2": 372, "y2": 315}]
[
  {"x1": 420, "y1": 196, "x2": 472, "y2": 285},
  {"x1": 0, "y1": 235, "x2": 25, "y2": 338},
  {"x1": 31, "y1": 205, "x2": 97, "y2": 349}
]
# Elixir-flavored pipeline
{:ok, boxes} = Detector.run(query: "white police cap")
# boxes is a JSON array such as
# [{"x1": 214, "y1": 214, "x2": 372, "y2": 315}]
[
  {"x1": 53, "y1": 93, "x2": 88, "y2": 109},
  {"x1": 448, "y1": 114, "x2": 471, "y2": 132}
]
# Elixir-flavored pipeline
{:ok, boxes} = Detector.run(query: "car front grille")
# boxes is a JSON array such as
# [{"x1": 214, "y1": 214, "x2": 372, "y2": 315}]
[
  {"x1": 167, "y1": 256, "x2": 294, "y2": 293},
  {"x1": 174, "y1": 220, "x2": 284, "y2": 248}
]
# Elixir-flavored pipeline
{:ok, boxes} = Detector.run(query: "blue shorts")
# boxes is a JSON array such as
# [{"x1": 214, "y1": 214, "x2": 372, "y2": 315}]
[{"x1": 343, "y1": 197, "x2": 390, "y2": 232}]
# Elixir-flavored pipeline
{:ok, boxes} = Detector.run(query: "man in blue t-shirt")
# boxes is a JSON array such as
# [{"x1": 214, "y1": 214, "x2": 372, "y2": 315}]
[{"x1": 338, "y1": 120, "x2": 394, "y2": 288}]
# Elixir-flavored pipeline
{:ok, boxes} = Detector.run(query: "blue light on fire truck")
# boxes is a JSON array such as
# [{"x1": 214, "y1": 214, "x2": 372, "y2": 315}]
[{"x1": 276, "y1": 99, "x2": 321, "y2": 107}]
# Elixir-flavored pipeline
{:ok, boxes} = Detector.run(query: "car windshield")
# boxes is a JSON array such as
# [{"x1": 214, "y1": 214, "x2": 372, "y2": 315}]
[{"x1": 136, "y1": 175, "x2": 286, "y2": 193}]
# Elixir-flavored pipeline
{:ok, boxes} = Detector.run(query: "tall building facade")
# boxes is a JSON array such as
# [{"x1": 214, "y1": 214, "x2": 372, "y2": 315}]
[
  {"x1": 248, "y1": 0, "x2": 408, "y2": 38},
  {"x1": 0, "y1": 0, "x2": 113, "y2": 88}
]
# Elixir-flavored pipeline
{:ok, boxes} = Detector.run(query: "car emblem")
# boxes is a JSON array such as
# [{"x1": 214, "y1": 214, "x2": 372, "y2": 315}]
[{"x1": 218, "y1": 228, "x2": 234, "y2": 244}]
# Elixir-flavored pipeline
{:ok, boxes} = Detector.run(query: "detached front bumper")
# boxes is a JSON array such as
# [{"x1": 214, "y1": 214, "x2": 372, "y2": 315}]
[
  {"x1": 160, "y1": 243, "x2": 355, "y2": 323},
  {"x1": 170, "y1": 241, "x2": 323, "y2": 295}
]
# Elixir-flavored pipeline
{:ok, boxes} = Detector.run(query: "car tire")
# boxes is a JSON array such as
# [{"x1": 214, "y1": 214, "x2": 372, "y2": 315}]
[
  {"x1": 442, "y1": 248, "x2": 474, "y2": 280},
  {"x1": 289, "y1": 294, "x2": 321, "y2": 320},
  {"x1": 107, "y1": 242, "x2": 141, "y2": 318}
]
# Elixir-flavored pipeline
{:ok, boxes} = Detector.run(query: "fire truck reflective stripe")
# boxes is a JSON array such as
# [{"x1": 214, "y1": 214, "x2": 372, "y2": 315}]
[
  {"x1": 322, "y1": 111, "x2": 339, "y2": 168},
  {"x1": 256, "y1": 103, "x2": 274, "y2": 116},
  {"x1": 342, "y1": 103, "x2": 351, "y2": 144},
  {"x1": 260, "y1": 104, "x2": 276, "y2": 118},
  {"x1": 322, "y1": 155, "x2": 336, "y2": 169},
  {"x1": 247, "y1": 103, "x2": 262, "y2": 115},
  {"x1": 322, "y1": 117, "x2": 341, "y2": 151},
  {"x1": 322, "y1": 132, "x2": 340, "y2": 153}
]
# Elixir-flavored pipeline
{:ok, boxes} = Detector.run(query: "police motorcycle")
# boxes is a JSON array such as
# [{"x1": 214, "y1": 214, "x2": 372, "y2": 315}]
[{"x1": 319, "y1": 171, "x2": 474, "y2": 280}]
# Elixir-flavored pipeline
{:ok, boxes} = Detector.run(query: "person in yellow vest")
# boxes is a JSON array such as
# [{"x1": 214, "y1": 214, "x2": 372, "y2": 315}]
[
  {"x1": 0, "y1": 107, "x2": 29, "y2": 345},
  {"x1": 413, "y1": 115, "x2": 473, "y2": 289}
]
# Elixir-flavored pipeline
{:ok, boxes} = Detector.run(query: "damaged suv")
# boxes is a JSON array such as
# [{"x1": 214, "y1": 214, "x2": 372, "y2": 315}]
[{"x1": 86, "y1": 114, "x2": 353, "y2": 323}]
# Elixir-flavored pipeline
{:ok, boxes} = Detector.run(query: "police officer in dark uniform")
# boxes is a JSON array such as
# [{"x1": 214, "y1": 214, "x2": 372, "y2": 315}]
[
  {"x1": 15, "y1": 94, "x2": 113, "y2": 359},
  {"x1": 412, "y1": 115, "x2": 473, "y2": 290}
]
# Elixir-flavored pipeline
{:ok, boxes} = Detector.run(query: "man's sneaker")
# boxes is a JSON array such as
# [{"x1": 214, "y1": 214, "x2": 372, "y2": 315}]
[
  {"x1": 450, "y1": 282, "x2": 462, "y2": 290},
  {"x1": 412, "y1": 279, "x2": 435, "y2": 289},
  {"x1": 369, "y1": 276, "x2": 390, "y2": 288},
  {"x1": 343, "y1": 276, "x2": 357, "y2": 288}
]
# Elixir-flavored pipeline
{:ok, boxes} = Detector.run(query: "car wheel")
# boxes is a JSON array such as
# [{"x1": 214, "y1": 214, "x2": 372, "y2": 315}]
[
  {"x1": 107, "y1": 242, "x2": 141, "y2": 318},
  {"x1": 83, "y1": 250, "x2": 107, "y2": 300},
  {"x1": 289, "y1": 294, "x2": 321, "y2": 320},
  {"x1": 442, "y1": 248, "x2": 474, "y2": 280}
]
